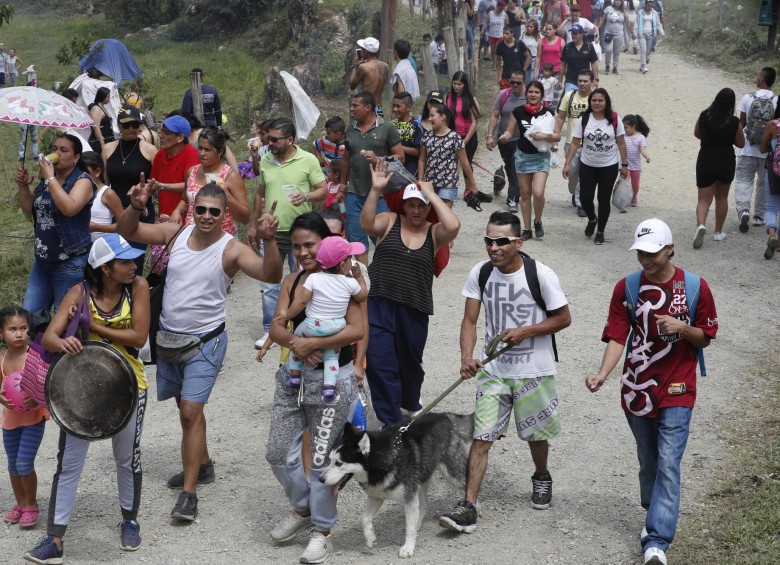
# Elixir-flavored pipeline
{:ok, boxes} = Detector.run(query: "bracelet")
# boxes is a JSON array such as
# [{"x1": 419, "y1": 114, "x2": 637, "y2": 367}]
[
  {"x1": 621, "y1": 163, "x2": 628, "y2": 167},
  {"x1": 130, "y1": 201, "x2": 145, "y2": 212},
  {"x1": 261, "y1": 236, "x2": 277, "y2": 243},
  {"x1": 303, "y1": 194, "x2": 309, "y2": 203},
  {"x1": 44, "y1": 176, "x2": 56, "y2": 186}
]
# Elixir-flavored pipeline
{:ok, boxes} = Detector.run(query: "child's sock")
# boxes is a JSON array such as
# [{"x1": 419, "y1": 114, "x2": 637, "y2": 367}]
[{"x1": 322, "y1": 385, "x2": 337, "y2": 404}]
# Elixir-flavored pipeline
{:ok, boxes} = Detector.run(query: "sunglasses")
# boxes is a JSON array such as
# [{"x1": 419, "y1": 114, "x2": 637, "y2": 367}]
[
  {"x1": 484, "y1": 236, "x2": 522, "y2": 247},
  {"x1": 194, "y1": 205, "x2": 223, "y2": 217},
  {"x1": 121, "y1": 122, "x2": 141, "y2": 129},
  {"x1": 267, "y1": 135, "x2": 290, "y2": 143},
  {"x1": 509, "y1": 80, "x2": 523, "y2": 86}
]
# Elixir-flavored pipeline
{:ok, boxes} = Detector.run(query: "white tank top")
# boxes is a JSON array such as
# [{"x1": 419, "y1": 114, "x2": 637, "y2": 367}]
[
  {"x1": 90, "y1": 185, "x2": 113, "y2": 242},
  {"x1": 488, "y1": 11, "x2": 505, "y2": 38},
  {"x1": 160, "y1": 225, "x2": 234, "y2": 334}
]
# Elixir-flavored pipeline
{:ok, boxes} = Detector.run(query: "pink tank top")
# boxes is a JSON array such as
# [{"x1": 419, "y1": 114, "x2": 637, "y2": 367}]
[
  {"x1": 447, "y1": 94, "x2": 473, "y2": 138},
  {"x1": 539, "y1": 36, "x2": 563, "y2": 73},
  {"x1": 184, "y1": 164, "x2": 237, "y2": 235},
  {"x1": 1, "y1": 351, "x2": 49, "y2": 430}
]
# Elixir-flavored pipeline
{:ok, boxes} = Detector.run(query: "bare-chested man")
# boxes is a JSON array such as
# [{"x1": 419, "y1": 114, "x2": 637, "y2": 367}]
[{"x1": 348, "y1": 36, "x2": 389, "y2": 116}]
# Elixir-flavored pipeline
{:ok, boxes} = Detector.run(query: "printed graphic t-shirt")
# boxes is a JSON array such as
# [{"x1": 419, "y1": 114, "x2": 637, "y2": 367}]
[
  {"x1": 601, "y1": 267, "x2": 718, "y2": 418},
  {"x1": 462, "y1": 259, "x2": 568, "y2": 379},
  {"x1": 573, "y1": 114, "x2": 626, "y2": 167}
]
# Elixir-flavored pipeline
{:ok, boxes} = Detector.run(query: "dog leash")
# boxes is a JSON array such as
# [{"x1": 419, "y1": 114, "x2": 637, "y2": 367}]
[
  {"x1": 395, "y1": 333, "x2": 514, "y2": 438},
  {"x1": 471, "y1": 160, "x2": 505, "y2": 179}
]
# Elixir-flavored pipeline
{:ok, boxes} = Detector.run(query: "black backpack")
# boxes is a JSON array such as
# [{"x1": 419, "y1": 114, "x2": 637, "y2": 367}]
[{"x1": 477, "y1": 252, "x2": 559, "y2": 362}]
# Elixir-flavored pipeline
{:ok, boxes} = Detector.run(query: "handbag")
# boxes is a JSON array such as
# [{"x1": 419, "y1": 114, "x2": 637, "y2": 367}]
[
  {"x1": 611, "y1": 174, "x2": 633, "y2": 212},
  {"x1": 147, "y1": 225, "x2": 186, "y2": 364},
  {"x1": 604, "y1": 32, "x2": 615, "y2": 44},
  {"x1": 20, "y1": 283, "x2": 91, "y2": 407}
]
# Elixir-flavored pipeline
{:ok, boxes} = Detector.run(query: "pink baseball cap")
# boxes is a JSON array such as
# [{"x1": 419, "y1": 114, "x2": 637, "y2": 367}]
[{"x1": 317, "y1": 237, "x2": 366, "y2": 269}]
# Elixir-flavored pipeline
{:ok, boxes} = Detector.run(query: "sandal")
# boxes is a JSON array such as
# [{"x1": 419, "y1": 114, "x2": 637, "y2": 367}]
[
  {"x1": 4, "y1": 504, "x2": 22, "y2": 524},
  {"x1": 464, "y1": 192, "x2": 482, "y2": 212},
  {"x1": 19, "y1": 506, "x2": 39, "y2": 528}
]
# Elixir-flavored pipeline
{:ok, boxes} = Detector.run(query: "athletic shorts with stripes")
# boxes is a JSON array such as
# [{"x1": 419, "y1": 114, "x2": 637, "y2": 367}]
[{"x1": 473, "y1": 370, "x2": 560, "y2": 442}]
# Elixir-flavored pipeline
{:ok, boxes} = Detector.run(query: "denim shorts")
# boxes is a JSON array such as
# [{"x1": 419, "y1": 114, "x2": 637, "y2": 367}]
[
  {"x1": 346, "y1": 192, "x2": 389, "y2": 247},
  {"x1": 435, "y1": 187, "x2": 458, "y2": 202},
  {"x1": 514, "y1": 149, "x2": 551, "y2": 174},
  {"x1": 156, "y1": 328, "x2": 228, "y2": 403}
]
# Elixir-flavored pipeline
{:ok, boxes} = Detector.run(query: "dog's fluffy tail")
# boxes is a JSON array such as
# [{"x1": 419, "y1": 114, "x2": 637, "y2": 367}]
[{"x1": 446, "y1": 413, "x2": 475, "y2": 443}]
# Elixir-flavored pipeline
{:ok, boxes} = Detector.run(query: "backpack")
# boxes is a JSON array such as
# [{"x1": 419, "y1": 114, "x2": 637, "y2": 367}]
[
  {"x1": 477, "y1": 253, "x2": 559, "y2": 362},
  {"x1": 771, "y1": 120, "x2": 780, "y2": 176},
  {"x1": 745, "y1": 92, "x2": 774, "y2": 146},
  {"x1": 624, "y1": 270, "x2": 706, "y2": 376},
  {"x1": 581, "y1": 110, "x2": 619, "y2": 135},
  {"x1": 499, "y1": 87, "x2": 512, "y2": 111}
]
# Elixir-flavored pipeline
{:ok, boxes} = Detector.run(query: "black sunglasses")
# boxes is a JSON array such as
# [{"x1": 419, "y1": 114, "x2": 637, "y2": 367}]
[
  {"x1": 484, "y1": 236, "x2": 521, "y2": 247},
  {"x1": 121, "y1": 122, "x2": 141, "y2": 129},
  {"x1": 509, "y1": 80, "x2": 523, "y2": 86},
  {"x1": 194, "y1": 205, "x2": 223, "y2": 217},
  {"x1": 267, "y1": 135, "x2": 290, "y2": 143}
]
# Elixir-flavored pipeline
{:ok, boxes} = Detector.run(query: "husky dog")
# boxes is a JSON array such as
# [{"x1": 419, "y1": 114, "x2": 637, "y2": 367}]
[{"x1": 320, "y1": 412, "x2": 473, "y2": 558}]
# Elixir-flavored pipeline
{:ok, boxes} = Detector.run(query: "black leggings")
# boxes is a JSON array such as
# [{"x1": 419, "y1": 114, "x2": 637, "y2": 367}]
[
  {"x1": 462, "y1": 134, "x2": 478, "y2": 166},
  {"x1": 579, "y1": 162, "x2": 619, "y2": 233}
]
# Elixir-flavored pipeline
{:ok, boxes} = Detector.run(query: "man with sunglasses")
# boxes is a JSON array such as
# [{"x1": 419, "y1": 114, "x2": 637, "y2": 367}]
[
  {"x1": 486, "y1": 71, "x2": 526, "y2": 212},
  {"x1": 440, "y1": 211, "x2": 570, "y2": 534},
  {"x1": 247, "y1": 117, "x2": 328, "y2": 351},
  {"x1": 118, "y1": 181, "x2": 282, "y2": 522},
  {"x1": 148, "y1": 115, "x2": 200, "y2": 218}
]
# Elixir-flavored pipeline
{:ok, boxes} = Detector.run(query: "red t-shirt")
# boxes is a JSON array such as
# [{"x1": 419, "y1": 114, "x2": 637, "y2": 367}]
[
  {"x1": 601, "y1": 267, "x2": 718, "y2": 418},
  {"x1": 150, "y1": 144, "x2": 200, "y2": 216}
]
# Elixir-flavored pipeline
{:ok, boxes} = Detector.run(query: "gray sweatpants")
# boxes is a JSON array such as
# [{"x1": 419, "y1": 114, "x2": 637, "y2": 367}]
[
  {"x1": 734, "y1": 155, "x2": 767, "y2": 218},
  {"x1": 48, "y1": 390, "x2": 147, "y2": 536},
  {"x1": 266, "y1": 363, "x2": 355, "y2": 531},
  {"x1": 604, "y1": 34, "x2": 624, "y2": 70},
  {"x1": 565, "y1": 143, "x2": 582, "y2": 207}
]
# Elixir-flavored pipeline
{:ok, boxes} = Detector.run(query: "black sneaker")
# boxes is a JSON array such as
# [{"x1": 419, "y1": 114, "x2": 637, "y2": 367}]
[
  {"x1": 167, "y1": 459, "x2": 215, "y2": 489},
  {"x1": 534, "y1": 221, "x2": 544, "y2": 239},
  {"x1": 594, "y1": 232, "x2": 605, "y2": 245},
  {"x1": 171, "y1": 491, "x2": 198, "y2": 521},
  {"x1": 23, "y1": 536, "x2": 64, "y2": 564},
  {"x1": 531, "y1": 472, "x2": 553, "y2": 509},
  {"x1": 612, "y1": 67, "x2": 619, "y2": 75},
  {"x1": 521, "y1": 229, "x2": 532, "y2": 241},
  {"x1": 439, "y1": 500, "x2": 477, "y2": 533},
  {"x1": 739, "y1": 210, "x2": 750, "y2": 233},
  {"x1": 476, "y1": 191, "x2": 493, "y2": 203},
  {"x1": 584, "y1": 218, "x2": 598, "y2": 238}
]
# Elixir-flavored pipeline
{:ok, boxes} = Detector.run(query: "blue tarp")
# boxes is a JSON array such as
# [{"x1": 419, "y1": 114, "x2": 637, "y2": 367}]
[{"x1": 79, "y1": 39, "x2": 144, "y2": 84}]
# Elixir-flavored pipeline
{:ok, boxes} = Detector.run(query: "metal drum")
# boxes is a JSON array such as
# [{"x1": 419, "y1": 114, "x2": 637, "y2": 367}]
[{"x1": 45, "y1": 341, "x2": 138, "y2": 441}]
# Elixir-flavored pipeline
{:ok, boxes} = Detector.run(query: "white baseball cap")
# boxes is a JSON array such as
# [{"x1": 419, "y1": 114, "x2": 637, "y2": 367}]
[
  {"x1": 402, "y1": 183, "x2": 430, "y2": 205},
  {"x1": 629, "y1": 218, "x2": 673, "y2": 253},
  {"x1": 88, "y1": 234, "x2": 145, "y2": 268},
  {"x1": 357, "y1": 37, "x2": 380, "y2": 54}
]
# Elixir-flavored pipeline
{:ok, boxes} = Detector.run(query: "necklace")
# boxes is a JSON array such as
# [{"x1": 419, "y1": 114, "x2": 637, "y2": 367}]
[{"x1": 119, "y1": 139, "x2": 140, "y2": 166}]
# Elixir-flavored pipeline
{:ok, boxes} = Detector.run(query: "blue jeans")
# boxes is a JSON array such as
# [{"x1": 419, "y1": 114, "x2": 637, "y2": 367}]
[
  {"x1": 765, "y1": 169, "x2": 780, "y2": 231},
  {"x1": 466, "y1": 24, "x2": 474, "y2": 60},
  {"x1": 19, "y1": 124, "x2": 39, "y2": 161},
  {"x1": 625, "y1": 406, "x2": 693, "y2": 553},
  {"x1": 259, "y1": 241, "x2": 297, "y2": 333},
  {"x1": 23, "y1": 254, "x2": 88, "y2": 314},
  {"x1": 345, "y1": 192, "x2": 389, "y2": 248}
]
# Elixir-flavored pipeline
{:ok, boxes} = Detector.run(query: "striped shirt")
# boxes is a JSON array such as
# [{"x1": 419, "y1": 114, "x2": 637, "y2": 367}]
[
  {"x1": 625, "y1": 133, "x2": 647, "y2": 171},
  {"x1": 368, "y1": 216, "x2": 435, "y2": 315}
]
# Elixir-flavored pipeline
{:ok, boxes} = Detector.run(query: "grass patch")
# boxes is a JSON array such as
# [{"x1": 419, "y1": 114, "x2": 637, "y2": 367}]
[{"x1": 671, "y1": 362, "x2": 780, "y2": 564}]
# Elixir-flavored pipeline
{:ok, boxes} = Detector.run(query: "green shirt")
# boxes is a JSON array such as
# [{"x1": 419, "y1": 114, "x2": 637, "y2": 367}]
[
  {"x1": 258, "y1": 146, "x2": 325, "y2": 231},
  {"x1": 345, "y1": 118, "x2": 402, "y2": 197}
]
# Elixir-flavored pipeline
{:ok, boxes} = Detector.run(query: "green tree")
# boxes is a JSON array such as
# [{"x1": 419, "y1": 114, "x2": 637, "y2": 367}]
[{"x1": 0, "y1": 5, "x2": 14, "y2": 26}]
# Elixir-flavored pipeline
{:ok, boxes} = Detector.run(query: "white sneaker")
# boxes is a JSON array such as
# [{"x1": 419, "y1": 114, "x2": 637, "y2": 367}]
[
  {"x1": 713, "y1": 232, "x2": 727, "y2": 241},
  {"x1": 254, "y1": 332, "x2": 275, "y2": 350},
  {"x1": 693, "y1": 225, "x2": 706, "y2": 249},
  {"x1": 270, "y1": 511, "x2": 312, "y2": 542},
  {"x1": 644, "y1": 547, "x2": 668, "y2": 565},
  {"x1": 299, "y1": 531, "x2": 332, "y2": 564}
]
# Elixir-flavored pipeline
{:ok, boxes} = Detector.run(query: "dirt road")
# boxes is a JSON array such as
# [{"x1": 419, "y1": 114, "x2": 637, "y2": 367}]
[{"x1": 2, "y1": 46, "x2": 772, "y2": 564}]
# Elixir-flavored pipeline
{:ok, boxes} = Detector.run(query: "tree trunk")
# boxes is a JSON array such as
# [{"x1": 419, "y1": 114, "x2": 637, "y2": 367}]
[
  {"x1": 380, "y1": 0, "x2": 398, "y2": 65},
  {"x1": 289, "y1": 0, "x2": 318, "y2": 41}
]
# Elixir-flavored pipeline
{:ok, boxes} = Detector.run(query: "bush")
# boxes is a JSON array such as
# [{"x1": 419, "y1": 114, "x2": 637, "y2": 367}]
[
  {"x1": 97, "y1": 0, "x2": 181, "y2": 29},
  {"x1": 735, "y1": 30, "x2": 763, "y2": 59}
]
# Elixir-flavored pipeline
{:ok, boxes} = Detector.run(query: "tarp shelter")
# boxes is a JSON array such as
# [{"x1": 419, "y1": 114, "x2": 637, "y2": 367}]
[
  {"x1": 68, "y1": 74, "x2": 122, "y2": 139},
  {"x1": 79, "y1": 39, "x2": 144, "y2": 84}
]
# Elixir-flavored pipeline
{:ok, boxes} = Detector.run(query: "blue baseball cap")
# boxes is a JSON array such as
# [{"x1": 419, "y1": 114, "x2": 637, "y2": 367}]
[
  {"x1": 571, "y1": 24, "x2": 585, "y2": 33},
  {"x1": 162, "y1": 115, "x2": 191, "y2": 138},
  {"x1": 88, "y1": 234, "x2": 145, "y2": 268}
]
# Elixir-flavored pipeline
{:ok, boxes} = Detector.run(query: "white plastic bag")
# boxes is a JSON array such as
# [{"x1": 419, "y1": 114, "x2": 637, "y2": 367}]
[
  {"x1": 280, "y1": 71, "x2": 320, "y2": 140},
  {"x1": 549, "y1": 146, "x2": 560, "y2": 168},
  {"x1": 611, "y1": 174, "x2": 632, "y2": 212},
  {"x1": 525, "y1": 112, "x2": 556, "y2": 153}
]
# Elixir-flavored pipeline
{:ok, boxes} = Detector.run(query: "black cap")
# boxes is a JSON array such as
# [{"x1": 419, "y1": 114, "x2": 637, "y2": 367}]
[{"x1": 118, "y1": 105, "x2": 143, "y2": 124}]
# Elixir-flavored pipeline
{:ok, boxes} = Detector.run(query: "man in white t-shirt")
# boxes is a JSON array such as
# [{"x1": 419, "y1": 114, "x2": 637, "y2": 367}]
[
  {"x1": 439, "y1": 212, "x2": 571, "y2": 534},
  {"x1": 557, "y1": 4, "x2": 599, "y2": 43},
  {"x1": 735, "y1": 67, "x2": 776, "y2": 231}
]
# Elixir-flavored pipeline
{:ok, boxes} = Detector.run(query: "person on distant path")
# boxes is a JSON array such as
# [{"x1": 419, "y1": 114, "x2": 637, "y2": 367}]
[
  {"x1": 439, "y1": 211, "x2": 570, "y2": 534},
  {"x1": 148, "y1": 115, "x2": 200, "y2": 218},
  {"x1": 520, "y1": 19, "x2": 541, "y2": 83},
  {"x1": 693, "y1": 89, "x2": 743, "y2": 247},
  {"x1": 391, "y1": 39, "x2": 420, "y2": 102},
  {"x1": 495, "y1": 26, "x2": 531, "y2": 89},
  {"x1": 558, "y1": 4, "x2": 598, "y2": 44},
  {"x1": 117, "y1": 182, "x2": 281, "y2": 523},
  {"x1": 636, "y1": 0, "x2": 663, "y2": 74},
  {"x1": 392, "y1": 91, "x2": 425, "y2": 177},
  {"x1": 361, "y1": 162, "x2": 460, "y2": 428},
  {"x1": 348, "y1": 37, "x2": 389, "y2": 116},
  {"x1": 485, "y1": 70, "x2": 526, "y2": 212},
  {"x1": 734, "y1": 67, "x2": 776, "y2": 233},
  {"x1": 586, "y1": 218, "x2": 718, "y2": 565},
  {"x1": 181, "y1": 68, "x2": 223, "y2": 127},
  {"x1": 558, "y1": 25, "x2": 599, "y2": 93},
  {"x1": 598, "y1": 0, "x2": 635, "y2": 75},
  {"x1": 7, "y1": 48, "x2": 22, "y2": 87},
  {"x1": 88, "y1": 87, "x2": 115, "y2": 153},
  {"x1": 759, "y1": 103, "x2": 780, "y2": 260},
  {"x1": 536, "y1": 22, "x2": 564, "y2": 80}
]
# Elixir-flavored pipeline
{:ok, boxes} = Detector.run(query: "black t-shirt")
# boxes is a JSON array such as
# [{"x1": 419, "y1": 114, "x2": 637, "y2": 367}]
[
  {"x1": 496, "y1": 40, "x2": 529, "y2": 79},
  {"x1": 561, "y1": 41, "x2": 598, "y2": 84},
  {"x1": 510, "y1": 105, "x2": 556, "y2": 154},
  {"x1": 697, "y1": 111, "x2": 740, "y2": 153}
]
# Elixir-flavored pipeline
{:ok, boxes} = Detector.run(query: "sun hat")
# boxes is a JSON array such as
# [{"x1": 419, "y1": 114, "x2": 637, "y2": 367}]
[
  {"x1": 402, "y1": 183, "x2": 430, "y2": 205},
  {"x1": 162, "y1": 115, "x2": 191, "y2": 138},
  {"x1": 317, "y1": 237, "x2": 366, "y2": 269},
  {"x1": 88, "y1": 234, "x2": 145, "y2": 268},
  {"x1": 629, "y1": 218, "x2": 673, "y2": 253},
  {"x1": 357, "y1": 37, "x2": 380, "y2": 54}
]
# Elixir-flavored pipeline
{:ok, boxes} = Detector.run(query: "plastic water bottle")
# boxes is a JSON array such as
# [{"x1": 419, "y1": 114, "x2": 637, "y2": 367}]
[{"x1": 349, "y1": 397, "x2": 367, "y2": 432}]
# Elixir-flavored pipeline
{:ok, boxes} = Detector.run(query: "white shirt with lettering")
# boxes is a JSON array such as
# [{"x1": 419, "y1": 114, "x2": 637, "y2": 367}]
[{"x1": 462, "y1": 259, "x2": 568, "y2": 379}]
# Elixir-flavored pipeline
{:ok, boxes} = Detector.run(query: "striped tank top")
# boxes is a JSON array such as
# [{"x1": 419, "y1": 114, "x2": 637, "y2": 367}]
[{"x1": 368, "y1": 216, "x2": 435, "y2": 315}]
